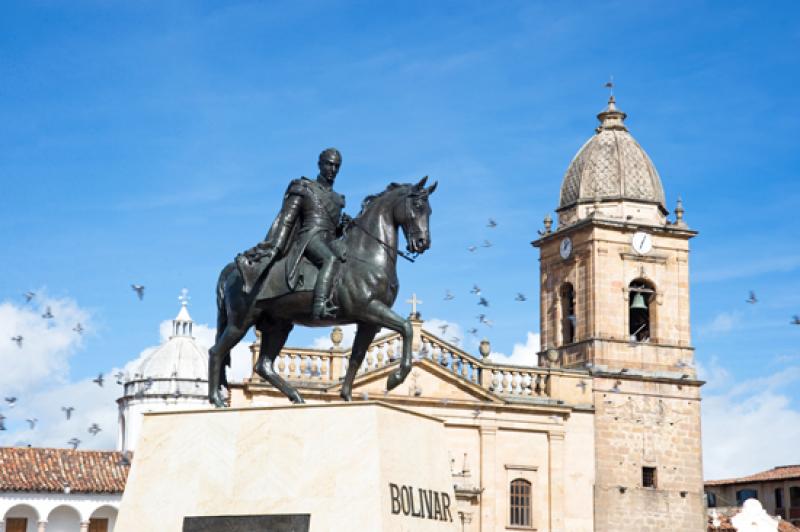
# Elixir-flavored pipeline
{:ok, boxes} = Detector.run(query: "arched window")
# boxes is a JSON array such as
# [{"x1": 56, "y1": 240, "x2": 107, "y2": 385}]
[
  {"x1": 509, "y1": 478, "x2": 532, "y2": 527},
  {"x1": 560, "y1": 283, "x2": 576, "y2": 345},
  {"x1": 628, "y1": 279, "x2": 655, "y2": 342}
]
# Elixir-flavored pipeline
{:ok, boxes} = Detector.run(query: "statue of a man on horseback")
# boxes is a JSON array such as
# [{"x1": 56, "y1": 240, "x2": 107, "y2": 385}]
[
  {"x1": 236, "y1": 148, "x2": 351, "y2": 319},
  {"x1": 209, "y1": 148, "x2": 437, "y2": 408}
]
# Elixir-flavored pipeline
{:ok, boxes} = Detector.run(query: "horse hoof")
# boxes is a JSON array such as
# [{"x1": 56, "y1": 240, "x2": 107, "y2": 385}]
[
  {"x1": 209, "y1": 396, "x2": 226, "y2": 409},
  {"x1": 290, "y1": 395, "x2": 306, "y2": 405},
  {"x1": 340, "y1": 391, "x2": 352, "y2": 402},
  {"x1": 386, "y1": 371, "x2": 405, "y2": 391}
]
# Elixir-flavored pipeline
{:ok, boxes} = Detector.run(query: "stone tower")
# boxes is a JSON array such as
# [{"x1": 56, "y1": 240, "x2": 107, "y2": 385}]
[{"x1": 533, "y1": 97, "x2": 705, "y2": 531}]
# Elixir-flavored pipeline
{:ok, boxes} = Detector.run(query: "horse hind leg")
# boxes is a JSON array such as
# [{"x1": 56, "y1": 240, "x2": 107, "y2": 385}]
[
  {"x1": 208, "y1": 323, "x2": 250, "y2": 408},
  {"x1": 253, "y1": 321, "x2": 304, "y2": 404}
]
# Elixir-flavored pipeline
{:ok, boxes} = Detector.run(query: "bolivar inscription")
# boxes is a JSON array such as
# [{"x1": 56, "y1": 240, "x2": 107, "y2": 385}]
[{"x1": 389, "y1": 483, "x2": 453, "y2": 522}]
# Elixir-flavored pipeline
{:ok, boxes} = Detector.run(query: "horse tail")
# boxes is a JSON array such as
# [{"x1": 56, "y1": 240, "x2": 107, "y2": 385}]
[{"x1": 215, "y1": 263, "x2": 234, "y2": 343}]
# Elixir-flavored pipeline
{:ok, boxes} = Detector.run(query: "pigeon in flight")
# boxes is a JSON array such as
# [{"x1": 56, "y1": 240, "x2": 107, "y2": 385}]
[
  {"x1": 477, "y1": 314, "x2": 493, "y2": 327},
  {"x1": 444, "y1": 290, "x2": 455, "y2": 301},
  {"x1": 93, "y1": 373, "x2": 104, "y2": 387},
  {"x1": 11, "y1": 335, "x2": 23, "y2": 348},
  {"x1": 25, "y1": 418, "x2": 37, "y2": 429},
  {"x1": 4, "y1": 397, "x2": 17, "y2": 408},
  {"x1": 482, "y1": 240, "x2": 492, "y2": 248},
  {"x1": 73, "y1": 323, "x2": 84, "y2": 334},
  {"x1": 478, "y1": 297, "x2": 489, "y2": 307},
  {"x1": 88, "y1": 423, "x2": 102, "y2": 436},
  {"x1": 467, "y1": 327, "x2": 478, "y2": 336},
  {"x1": 470, "y1": 285, "x2": 481, "y2": 296},
  {"x1": 467, "y1": 245, "x2": 477, "y2": 253},
  {"x1": 62, "y1": 406, "x2": 75, "y2": 420},
  {"x1": 487, "y1": 218, "x2": 497, "y2": 228},
  {"x1": 746, "y1": 291, "x2": 757, "y2": 304},
  {"x1": 131, "y1": 284, "x2": 145, "y2": 300},
  {"x1": 41, "y1": 306, "x2": 54, "y2": 319},
  {"x1": 438, "y1": 324, "x2": 449, "y2": 335},
  {"x1": 450, "y1": 336, "x2": 461, "y2": 345},
  {"x1": 791, "y1": 315, "x2": 800, "y2": 325},
  {"x1": 0, "y1": 414, "x2": 6, "y2": 431},
  {"x1": 67, "y1": 437, "x2": 81, "y2": 450},
  {"x1": 515, "y1": 293, "x2": 527, "y2": 302},
  {"x1": 24, "y1": 291, "x2": 35, "y2": 303}
]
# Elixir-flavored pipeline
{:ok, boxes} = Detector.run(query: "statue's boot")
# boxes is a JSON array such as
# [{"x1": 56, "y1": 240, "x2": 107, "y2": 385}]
[{"x1": 312, "y1": 258, "x2": 338, "y2": 320}]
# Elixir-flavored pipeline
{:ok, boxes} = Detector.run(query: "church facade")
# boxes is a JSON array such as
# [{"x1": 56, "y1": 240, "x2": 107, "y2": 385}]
[{"x1": 230, "y1": 96, "x2": 706, "y2": 532}]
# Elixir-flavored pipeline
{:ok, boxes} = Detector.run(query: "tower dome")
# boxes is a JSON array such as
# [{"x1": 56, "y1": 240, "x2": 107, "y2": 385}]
[{"x1": 557, "y1": 96, "x2": 667, "y2": 227}]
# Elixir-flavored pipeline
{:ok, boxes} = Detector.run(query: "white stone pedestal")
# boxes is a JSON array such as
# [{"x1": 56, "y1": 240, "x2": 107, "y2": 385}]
[{"x1": 115, "y1": 401, "x2": 458, "y2": 532}]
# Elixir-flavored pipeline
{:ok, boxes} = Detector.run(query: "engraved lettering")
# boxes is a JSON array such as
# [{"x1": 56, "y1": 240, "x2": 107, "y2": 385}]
[
  {"x1": 390, "y1": 483, "x2": 401, "y2": 515},
  {"x1": 442, "y1": 492, "x2": 453, "y2": 522}
]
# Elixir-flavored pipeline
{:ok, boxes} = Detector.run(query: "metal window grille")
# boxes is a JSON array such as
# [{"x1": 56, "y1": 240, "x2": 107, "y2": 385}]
[{"x1": 510, "y1": 478, "x2": 532, "y2": 527}]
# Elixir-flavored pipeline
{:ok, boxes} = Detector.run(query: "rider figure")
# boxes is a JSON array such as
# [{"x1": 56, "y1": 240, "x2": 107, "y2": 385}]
[{"x1": 236, "y1": 148, "x2": 351, "y2": 319}]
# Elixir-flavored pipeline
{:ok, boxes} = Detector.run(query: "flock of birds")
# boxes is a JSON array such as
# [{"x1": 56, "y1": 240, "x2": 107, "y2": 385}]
[
  {"x1": 2, "y1": 285, "x2": 149, "y2": 449},
  {"x1": 746, "y1": 290, "x2": 800, "y2": 325}
]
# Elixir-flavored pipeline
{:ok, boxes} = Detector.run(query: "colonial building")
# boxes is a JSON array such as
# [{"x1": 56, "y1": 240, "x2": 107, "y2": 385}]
[
  {"x1": 229, "y1": 96, "x2": 706, "y2": 532},
  {"x1": 706, "y1": 465, "x2": 800, "y2": 527}
]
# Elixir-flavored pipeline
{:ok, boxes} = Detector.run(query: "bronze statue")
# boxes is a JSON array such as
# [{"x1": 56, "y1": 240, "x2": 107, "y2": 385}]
[{"x1": 209, "y1": 149, "x2": 436, "y2": 407}]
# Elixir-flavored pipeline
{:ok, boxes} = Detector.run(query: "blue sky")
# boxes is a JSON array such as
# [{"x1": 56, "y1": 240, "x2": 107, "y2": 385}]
[{"x1": 1, "y1": 1, "x2": 799, "y2": 477}]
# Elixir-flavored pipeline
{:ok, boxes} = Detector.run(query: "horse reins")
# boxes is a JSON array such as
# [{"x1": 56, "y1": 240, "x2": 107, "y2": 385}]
[{"x1": 349, "y1": 219, "x2": 419, "y2": 263}]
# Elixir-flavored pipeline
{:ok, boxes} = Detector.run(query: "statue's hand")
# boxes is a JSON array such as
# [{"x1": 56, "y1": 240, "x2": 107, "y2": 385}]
[{"x1": 244, "y1": 243, "x2": 275, "y2": 262}]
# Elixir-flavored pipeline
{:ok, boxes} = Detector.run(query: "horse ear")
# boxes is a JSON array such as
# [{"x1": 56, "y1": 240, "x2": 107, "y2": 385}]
[
  {"x1": 426, "y1": 181, "x2": 438, "y2": 195},
  {"x1": 416, "y1": 176, "x2": 428, "y2": 189}
]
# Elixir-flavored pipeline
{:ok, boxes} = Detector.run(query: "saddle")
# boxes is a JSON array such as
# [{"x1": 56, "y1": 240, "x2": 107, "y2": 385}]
[{"x1": 255, "y1": 239, "x2": 346, "y2": 301}]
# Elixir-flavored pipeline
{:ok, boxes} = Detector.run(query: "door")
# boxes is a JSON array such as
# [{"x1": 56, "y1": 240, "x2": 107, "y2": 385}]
[
  {"x1": 88, "y1": 518, "x2": 109, "y2": 532},
  {"x1": 6, "y1": 518, "x2": 27, "y2": 532}
]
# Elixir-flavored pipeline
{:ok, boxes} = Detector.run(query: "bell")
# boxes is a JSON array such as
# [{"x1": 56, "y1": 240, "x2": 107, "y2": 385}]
[{"x1": 630, "y1": 292, "x2": 648, "y2": 311}]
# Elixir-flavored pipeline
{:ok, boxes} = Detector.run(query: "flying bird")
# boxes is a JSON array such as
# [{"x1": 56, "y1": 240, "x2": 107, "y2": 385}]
[
  {"x1": 438, "y1": 324, "x2": 449, "y2": 335},
  {"x1": 0, "y1": 414, "x2": 6, "y2": 431},
  {"x1": 576, "y1": 380, "x2": 588, "y2": 392},
  {"x1": 67, "y1": 437, "x2": 81, "y2": 450},
  {"x1": 467, "y1": 327, "x2": 478, "y2": 336},
  {"x1": 41, "y1": 306, "x2": 54, "y2": 319},
  {"x1": 88, "y1": 423, "x2": 102, "y2": 436},
  {"x1": 482, "y1": 240, "x2": 492, "y2": 248},
  {"x1": 24, "y1": 291, "x2": 35, "y2": 303},
  {"x1": 515, "y1": 293, "x2": 527, "y2": 302},
  {"x1": 487, "y1": 218, "x2": 497, "y2": 228},
  {"x1": 467, "y1": 245, "x2": 477, "y2": 252},
  {"x1": 131, "y1": 284, "x2": 145, "y2": 300},
  {"x1": 4, "y1": 397, "x2": 17, "y2": 408},
  {"x1": 791, "y1": 315, "x2": 800, "y2": 325},
  {"x1": 477, "y1": 314, "x2": 493, "y2": 327},
  {"x1": 62, "y1": 406, "x2": 75, "y2": 420},
  {"x1": 93, "y1": 373, "x2": 104, "y2": 387},
  {"x1": 25, "y1": 418, "x2": 37, "y2": 429},
  {"x1": 444, "y1": 290, "x2": 455, "y2": 301},
  {"x1": 470, "y1": 285, "x2": 481, "y2": 296},
  {"x1": 450, "y1": 336, "x2": 461, "y2": 345},
  {"x1": 746, "y1": 291, "x2": 757, "y2": 304},
  {"x1": 73, "y1": 323, "x2": 84, "y2": 334},
  {"x1": 11, "y1": 335, "x2": 23, "y2": 348},
  {"x1": 478, "y1": 297, "x2": 489, "y2": 307}
]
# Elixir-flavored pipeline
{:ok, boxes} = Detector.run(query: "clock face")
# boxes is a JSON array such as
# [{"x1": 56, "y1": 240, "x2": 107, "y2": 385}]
[
  {"x1": 559, "y1": 237, "x2": 573, "y2": 259},
  {"x1": 631, "y1": 232, "x2": 653, "y2": 255}
]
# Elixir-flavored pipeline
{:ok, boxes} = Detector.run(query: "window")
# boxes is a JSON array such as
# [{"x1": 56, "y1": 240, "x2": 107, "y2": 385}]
[
  {"x1": 736, "y1": 489, "x2": 758, "y2": 506},
  {"x1": 6, "y1": 519, "x2": 27, "y2": 532},
  {"x1": 509, "y1": 478, "x2": 532, "y2": 527},
  {"x1": 560, "y1": 283, "x2": 576, "y2": 345},
  {"x1": 706, "y1": 491, "x2": 717, "y2": 508},
  {"x1": 628, "y1": 280, "x2": 654, "y2": 342},
  {"x1": 790, "y1": 486, "x2": 800, "y2": 508},
  {"x1": 642, "y1": 466, "x2": 657, "y2": 488},
  {"x1": 776, "y1": 488, "x2": 785, "y2": 509}
]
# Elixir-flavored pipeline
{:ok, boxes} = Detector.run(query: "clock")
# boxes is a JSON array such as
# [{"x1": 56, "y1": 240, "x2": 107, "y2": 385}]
[
  {"x1": 559, "y1": 237, "x2": 573, "y2": 259},
  {"x1": 631, "y1": 232, "x2": 653, "y2": 255}
]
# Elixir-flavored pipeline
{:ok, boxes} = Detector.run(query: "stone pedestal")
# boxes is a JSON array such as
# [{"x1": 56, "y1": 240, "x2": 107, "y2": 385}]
[{"x1": 115, "y1": 401, "x2": 458, "y2": 532}]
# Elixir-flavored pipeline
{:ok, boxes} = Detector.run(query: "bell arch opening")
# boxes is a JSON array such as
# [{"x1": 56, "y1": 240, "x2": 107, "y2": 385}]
[
  {"x1": 560, "y1": 282, "x2": 576, "y2": 345},
  {"x1": 628, "y1": 279, "x2": 655, "y2": 343}
]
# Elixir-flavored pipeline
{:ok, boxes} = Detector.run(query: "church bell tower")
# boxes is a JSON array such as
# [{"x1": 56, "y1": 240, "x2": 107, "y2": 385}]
[{"x1": 533, "y1": 96, "x2": 706, "y2": 531}]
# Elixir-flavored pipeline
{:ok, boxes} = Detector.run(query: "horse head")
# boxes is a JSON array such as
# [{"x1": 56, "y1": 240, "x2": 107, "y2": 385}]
[{"x1": 395, "y1": 176, "x2": 437, "y2": 255}]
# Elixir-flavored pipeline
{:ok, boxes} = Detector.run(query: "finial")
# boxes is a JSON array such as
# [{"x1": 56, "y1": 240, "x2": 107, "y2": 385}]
[
  {"x1": 543, "y1": 213, "x2": 553, "y2": 234},
  {"x1": 406, "y1": 293, "x2": 423, "y2": 319},
  {"x1": 172, "y1": 288, "x2": 193, "y2": 338},
  {"x1": 604, "y1": 76, "x2": 614, "y2": 98},
  {"x1": 673, "y1": 196, "x2": 687, "y2": 227},
  {"x1": 596, "y1": 80, "x2": 627, "y2": 131},
  {"x1": 330, "y1": 326, "x2": 344, "y2": 347},
  {"x1": 479, "y1": 338, "x2": 491, "y2": 360}
]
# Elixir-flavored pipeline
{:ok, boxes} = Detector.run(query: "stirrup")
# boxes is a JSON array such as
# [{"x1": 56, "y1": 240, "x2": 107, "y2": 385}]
[{"x1": 313, "y1": 297, "x2": 338, "y2": 319}]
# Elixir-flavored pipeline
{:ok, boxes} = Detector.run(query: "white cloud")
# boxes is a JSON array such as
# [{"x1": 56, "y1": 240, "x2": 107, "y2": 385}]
[
  {"x1": 490, "y1": 332, "x2": 540, "y2": 367},
  {"x1": 699, "y1": 311, "x2": 740, "y2": 336},
  {"x1": 702, "y1": 364, "x2": 800, "y2": 479},
  {"x1": 423, "y1": 318, "x2": 464, "y2": 347}
]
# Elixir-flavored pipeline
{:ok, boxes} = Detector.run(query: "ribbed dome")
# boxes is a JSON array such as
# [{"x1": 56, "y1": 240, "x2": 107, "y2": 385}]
[
  {"x1": 136, "y1": 337, "x2": 207, "y2": 381},
  {"x1": 559, "y1": 96, "x2": 666, "y2": 212}
]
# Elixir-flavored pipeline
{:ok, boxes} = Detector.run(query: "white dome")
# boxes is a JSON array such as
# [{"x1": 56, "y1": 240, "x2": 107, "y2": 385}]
[{"x1": 137, "y1": 336, "x2": 208, "y2": 381}]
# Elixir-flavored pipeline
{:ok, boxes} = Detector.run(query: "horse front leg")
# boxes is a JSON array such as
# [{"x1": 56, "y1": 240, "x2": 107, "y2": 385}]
[
  {"x1": 361, "y1": 300, "x2": 414, "y2": 392},
  {"x1": 341, "y1": 323, "x2": 379, "y2": 401}
]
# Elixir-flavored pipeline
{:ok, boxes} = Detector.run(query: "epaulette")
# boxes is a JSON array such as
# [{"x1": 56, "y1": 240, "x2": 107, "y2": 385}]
[{"x1": 286, "y1": 177, "x2": 310, "y2": 196}]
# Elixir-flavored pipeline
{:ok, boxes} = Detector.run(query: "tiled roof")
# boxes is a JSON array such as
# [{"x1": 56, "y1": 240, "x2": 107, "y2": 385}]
[
  {"x1": 0, "y1": 447, "x2": 129, "y2": 494},
  {"x1": 705, "y1": 465, "x2": 800, "y2": 486},
  {"x1": 707, "y1": 513, "x2": 800, "y2": 532}
]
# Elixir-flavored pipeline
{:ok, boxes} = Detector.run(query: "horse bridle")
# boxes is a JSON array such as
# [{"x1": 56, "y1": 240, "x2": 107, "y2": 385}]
[{"x1": 348, "y1": 193, "x2": 424, "y2": 263}]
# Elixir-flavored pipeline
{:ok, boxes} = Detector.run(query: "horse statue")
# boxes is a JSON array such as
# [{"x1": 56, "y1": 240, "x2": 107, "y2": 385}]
[{"x1": 208, "y1": 177, "x2": 437, "y2": 407}]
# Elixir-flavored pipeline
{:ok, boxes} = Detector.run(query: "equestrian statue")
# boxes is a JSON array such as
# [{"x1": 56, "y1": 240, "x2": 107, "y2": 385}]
[{"x1": 208, "y1": 148, "x2": 437, "y2": 407}]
